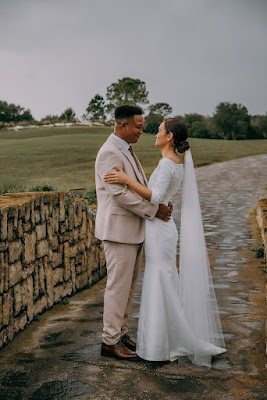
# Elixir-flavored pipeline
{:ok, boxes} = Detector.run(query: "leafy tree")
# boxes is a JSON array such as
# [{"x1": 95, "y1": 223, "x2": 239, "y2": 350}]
[
  {"x1": 40, "y1": 114, "x2": 60, "y2": 123},
  {"x1": 205, "y1": 117, "x2": 221, "y2": 139},
  {"x1": 85, "y1": 94, "x2": 106, "y2": 122},
  {"x1": 20, "y1": 109, "x2": 33, "y2": 121},
  {"x1": 183, "y1": 114, "x2": 214, "y2": 138},
  {"x1": 0, "y1": 101, "x2": 10, "y2": 122},
  {"x1": 213, "y1": 102, "x2": 250, "y2": 140},
  {"x1": 0, "y1": 100, "x2": 33, "y2": 123},
  {"x1": 59, "y1": 107, "x2": 76, "y2": 122},
  {"x1": 183, "y1": 113, "x2": 204, "y2": 130},
  {"x1": 250, "y1": 114, "x2": 267, "y2": 139},
  {"x1": 173, "y1": 115, "x2": 185, "y2": 122},
  {"x1": 143, "y1": 113, "x2": 163, "y2": 134},
  {"x1": 106, "y1": 77, "x2": 149, "y2": 113},
  {"x1": 189, "y1": 120, "x2": 211, "y2": 138},
  {"x1": 148, "y1": 103, "x2": 172, "y2": 118}
]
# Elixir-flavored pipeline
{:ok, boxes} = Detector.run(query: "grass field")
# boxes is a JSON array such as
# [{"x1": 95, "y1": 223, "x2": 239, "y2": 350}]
[{"x1": 0, "y1": 125, "x2": 266, "y2": 192}]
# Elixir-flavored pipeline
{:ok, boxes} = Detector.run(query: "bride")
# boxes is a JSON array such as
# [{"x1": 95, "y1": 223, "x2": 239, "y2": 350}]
[{"x1": 104, "y1": 118, "x2": 226, "y2": 367}]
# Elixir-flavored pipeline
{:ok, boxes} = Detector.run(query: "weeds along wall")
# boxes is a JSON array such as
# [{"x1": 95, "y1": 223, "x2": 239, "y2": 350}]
[
  {"x1": 257, "y1": 198, "x2": 267, "y2": 266},
  {"x1": 0, "y1": 192, "x2": 106, "y2": 349},
  {"x1": 256, "y1": 197, "x2": 267, "y2": 355}
]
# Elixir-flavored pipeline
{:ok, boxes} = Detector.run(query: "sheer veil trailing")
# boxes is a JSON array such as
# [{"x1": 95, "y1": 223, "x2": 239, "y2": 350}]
[{"x1": 178, "y1": 149, "x2": 225, "y2": 366}]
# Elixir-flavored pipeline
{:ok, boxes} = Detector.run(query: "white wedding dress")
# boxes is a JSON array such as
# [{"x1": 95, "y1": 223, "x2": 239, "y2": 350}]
[{"x1": 136, "y1": 157, "x2": 226, "y2": 367}]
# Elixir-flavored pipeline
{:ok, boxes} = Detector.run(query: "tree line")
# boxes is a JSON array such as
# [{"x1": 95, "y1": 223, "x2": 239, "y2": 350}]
[
  {"x1": 0, "y1": 101, "x2": 76, "y2": 127},
  {"x1": 1, "y1": 77, "x2": 266, "y2": 139}
]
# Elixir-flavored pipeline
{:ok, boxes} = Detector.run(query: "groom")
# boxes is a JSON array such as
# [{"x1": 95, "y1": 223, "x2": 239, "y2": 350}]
[{"x1": 95, "y1": 105, "x2": 172, "y2": 360}]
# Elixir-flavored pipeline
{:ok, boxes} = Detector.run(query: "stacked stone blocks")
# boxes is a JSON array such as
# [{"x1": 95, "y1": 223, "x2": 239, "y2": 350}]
[
  {"x1": 257, "y1": 198, "x2": 267, "y2": 265},
  {"x1": 256, "y1": 197, "x2": 267, "y2": 355},
  {"x1": 0, "y1": 192, "x2": 105, "y2": 348}
]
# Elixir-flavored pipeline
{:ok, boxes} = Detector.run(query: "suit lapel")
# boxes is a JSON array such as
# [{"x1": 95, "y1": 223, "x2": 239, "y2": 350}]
[
  {"x1": 133, "y1": 154, "x2": 148, "y2": 186},
  {"x1": 109, "y1": 135, "x2": 147, "y2": 186}
]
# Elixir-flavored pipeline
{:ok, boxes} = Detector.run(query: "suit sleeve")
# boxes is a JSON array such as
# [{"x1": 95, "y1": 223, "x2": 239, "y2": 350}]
[{"x1": 96, "y1": 149, "x2": 159, "y2": 220}]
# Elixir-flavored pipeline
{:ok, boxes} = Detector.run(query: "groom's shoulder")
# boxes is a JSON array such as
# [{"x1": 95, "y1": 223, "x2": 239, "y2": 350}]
[
  {"x1": 99, "y1": 134, "x2": 115, "y2": 150},
  {"x1": 96, "y1": 134, "x2": 119, "y2": 159}
]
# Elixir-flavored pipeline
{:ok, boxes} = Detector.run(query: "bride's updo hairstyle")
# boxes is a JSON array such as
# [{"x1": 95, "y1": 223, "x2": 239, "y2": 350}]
[{"x1": 165, "y1": 118, "x2": 190, "y2": 153}]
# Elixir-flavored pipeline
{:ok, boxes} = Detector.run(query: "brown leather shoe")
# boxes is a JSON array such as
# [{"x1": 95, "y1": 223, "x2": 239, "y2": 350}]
[
  {"x1": 101, "y1": 341, "x2": 138, "y2": 360},
  {"x1": 121, "y1": 334, "x2": 136, "y2": 351}
]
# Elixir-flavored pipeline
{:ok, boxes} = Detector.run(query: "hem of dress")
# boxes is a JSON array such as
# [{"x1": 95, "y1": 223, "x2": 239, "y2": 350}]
[{"x1": 136, "y1": 351, "x2": 170, "y2": 362}]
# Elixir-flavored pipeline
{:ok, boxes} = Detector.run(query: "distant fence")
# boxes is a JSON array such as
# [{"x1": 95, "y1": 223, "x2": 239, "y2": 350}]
[{"x1": 0, "y1": 192, "x2": 106, "y2": 349}]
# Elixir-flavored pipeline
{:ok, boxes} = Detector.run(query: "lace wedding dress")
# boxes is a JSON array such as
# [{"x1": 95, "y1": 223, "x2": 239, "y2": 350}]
[{"x1": 136, "y1": 156, "x2": 226, "y2": 367}]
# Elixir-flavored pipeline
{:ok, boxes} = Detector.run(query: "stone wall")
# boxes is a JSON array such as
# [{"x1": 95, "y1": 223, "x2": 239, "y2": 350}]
[
  {"x1": 257, "y1": 198, "x2": 267, "y2": 265},
  {"x1": 0, "y1": 192, "x2": 106, "y2": 349},
  {"x1": 256, "y1": 197, "x2": 267, "y2": 354}
]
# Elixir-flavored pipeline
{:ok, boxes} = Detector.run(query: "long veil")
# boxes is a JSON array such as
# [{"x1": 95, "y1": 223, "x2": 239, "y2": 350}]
[{"x1": 178, "y1": 149, "x2": 225, "y2": 366}]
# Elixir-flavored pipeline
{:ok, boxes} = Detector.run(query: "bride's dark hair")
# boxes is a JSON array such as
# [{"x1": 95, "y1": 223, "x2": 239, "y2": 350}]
[{"x1": 165, "y1": 118, "x2": 190, "y2": 153}]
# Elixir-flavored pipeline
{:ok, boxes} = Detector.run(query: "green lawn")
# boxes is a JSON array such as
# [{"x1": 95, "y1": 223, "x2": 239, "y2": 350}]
[{"x1": 0, "y1": 126, "x2": 266, "y2": 191}]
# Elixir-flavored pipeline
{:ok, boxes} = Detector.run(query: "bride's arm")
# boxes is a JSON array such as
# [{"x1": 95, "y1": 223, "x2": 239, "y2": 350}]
[{"x1": 104, "y1": 166, "x2": 152, "y2": 201}]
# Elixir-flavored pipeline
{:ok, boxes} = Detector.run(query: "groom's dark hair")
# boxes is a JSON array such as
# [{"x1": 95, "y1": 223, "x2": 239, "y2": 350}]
[{"x1": 115, "y1": 105, "x2": 142, "y2": 120}]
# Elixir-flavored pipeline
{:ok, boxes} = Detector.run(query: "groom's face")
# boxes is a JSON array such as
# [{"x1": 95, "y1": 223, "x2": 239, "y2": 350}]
[{"x1": 121, "y1": 115, "x2": 144, "y2": 144}]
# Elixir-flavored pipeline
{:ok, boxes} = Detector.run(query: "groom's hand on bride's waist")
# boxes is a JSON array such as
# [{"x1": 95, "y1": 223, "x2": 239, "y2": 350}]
[
  {"x1": 168, "y1": 201, "x2": 173, "y2": 213},
  {"x1": 155, "y1": 203, "x2": 172, "y2": 222}
]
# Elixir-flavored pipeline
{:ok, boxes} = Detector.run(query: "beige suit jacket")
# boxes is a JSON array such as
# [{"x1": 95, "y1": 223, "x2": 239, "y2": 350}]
[{"x1": 95, "y1": 134, "x2": 159, "y2": 244}]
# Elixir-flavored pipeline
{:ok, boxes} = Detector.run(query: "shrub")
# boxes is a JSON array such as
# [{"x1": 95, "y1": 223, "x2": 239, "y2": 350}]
[
  {"x1": 189, "y1": 120, "x2": 211, "y2": 138},
  {"x1": 143, "y1": 113, "x2": 163, "y2": 134},
  {"x1": 0, "y1": 183, "x2": 56, "y2": 195},
  {"x1": 0, "y1": 183, "x2": 27, "y2": 195},
  {"x1": 250, "y1": 243, "x2": 265, "y2": 258},
  {"x1": 75, "y1": 187, "x2": 97, "y2": 205},
  {"x1": 27, "y1": 184, "x2": 55, "y2": 192}
]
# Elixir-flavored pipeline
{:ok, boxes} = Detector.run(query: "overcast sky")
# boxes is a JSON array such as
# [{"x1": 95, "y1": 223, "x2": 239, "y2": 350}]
[{"x1": 0, "y1": 0, "x2": 266, "y2": 120}]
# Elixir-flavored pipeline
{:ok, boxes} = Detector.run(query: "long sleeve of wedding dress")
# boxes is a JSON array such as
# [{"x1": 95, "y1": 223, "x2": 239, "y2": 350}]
[
  {"x1": 150, "y1": 158, "x2": 183, "y2": 205},
  {"x1": 136, "y1": 154, "x2": 226, "y2": 367}
]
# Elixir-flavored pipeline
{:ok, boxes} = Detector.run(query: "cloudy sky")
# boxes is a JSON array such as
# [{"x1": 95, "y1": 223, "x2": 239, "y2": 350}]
[{"x1": 0, "y1": 0, "x2": 266, "y2": 120}]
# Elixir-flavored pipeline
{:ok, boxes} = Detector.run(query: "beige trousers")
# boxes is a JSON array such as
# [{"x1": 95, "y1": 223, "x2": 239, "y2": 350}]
[{"x1": 102, "y1": 240, "x2": 143, "y2": 345}]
